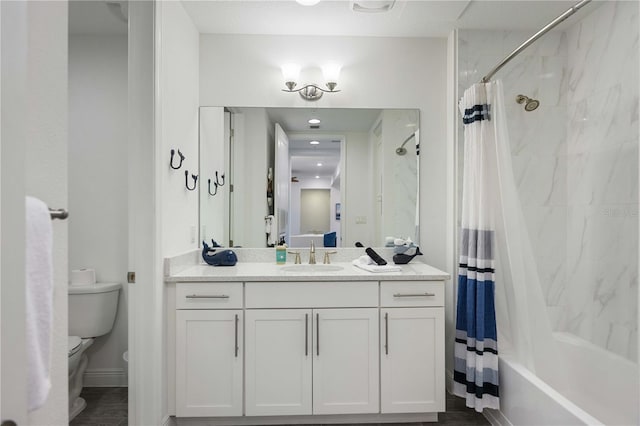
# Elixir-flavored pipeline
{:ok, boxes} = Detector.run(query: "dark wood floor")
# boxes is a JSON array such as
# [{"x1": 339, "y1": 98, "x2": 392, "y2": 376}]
[{"x1": 70, "y1": 388, "x2": 489, "y2": 426}]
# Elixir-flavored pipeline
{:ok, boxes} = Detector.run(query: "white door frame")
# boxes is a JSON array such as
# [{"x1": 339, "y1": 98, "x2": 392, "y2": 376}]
[
  {"x1": 0, "y1": 1, "x2": 29, "y2": 423},
  {"x1": 128, "y1": 1, "x2": 165, "y2": 425}
]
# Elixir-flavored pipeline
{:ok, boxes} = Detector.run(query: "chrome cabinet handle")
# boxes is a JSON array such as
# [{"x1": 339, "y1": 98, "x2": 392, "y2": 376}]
[
  {"x1": 234, "y1": 314, "x2": 239, "y2": 357},
  {"x1": 393, "y1": 292, "x2": 435, "y2": 297},
  {"x1": 384, "y1": 312, "x2": 389, "y2": 355},
  {"x1": 316, "y1": 313, "x2": 320, "y2": 356},
  {"x1": 305, "y1": 313, "x2": 309, "y2": 356},
  {"x1": 186, "y1": 294, "x2": 229, "y2": 299}
]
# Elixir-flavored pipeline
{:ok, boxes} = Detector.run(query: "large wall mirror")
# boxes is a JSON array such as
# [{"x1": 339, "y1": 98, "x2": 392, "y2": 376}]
[{"x1": 199, "y1": 107, "x2": 419, "y2": 249}]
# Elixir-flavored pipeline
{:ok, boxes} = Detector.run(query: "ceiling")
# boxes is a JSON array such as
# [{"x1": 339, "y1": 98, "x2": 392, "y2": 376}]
[
  {"x1": 181, "y1": 0, "x2": 584, "y2": 38},
  {"x1": 267, "y1": 108, "x2": 382, "y2": 180},
  {"x1": 69, "y1": 0, "x2": 593, "y2": 37}
]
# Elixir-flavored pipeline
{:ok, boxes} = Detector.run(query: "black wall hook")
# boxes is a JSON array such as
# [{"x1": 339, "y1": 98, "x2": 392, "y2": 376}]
[
  {"x1": 185, "y1": 170, "x2": 198, "y2": 191},
  {"x1": 170, "y1": 149, "x2": 185, "y2": 169},
  {"x1": 215, "y1": 171, "x2": 225, "y2": 187},
  {"x1": 207, "y1": 178, "x2": 218, "y2": 196}
]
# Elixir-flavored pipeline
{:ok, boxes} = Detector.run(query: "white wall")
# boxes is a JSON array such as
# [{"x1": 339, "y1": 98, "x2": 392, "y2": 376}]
[
  {"x1": 343, "y1": 131, "x2": 374, "y2": 246},
  {"x1": 25, "y1": 2, "x2": 68, "y2": 424},
  {"x1": 160, "y1": 1, "x2": 200, "y2": 257},
  {"x1": 199, "y1": 107, "x2": 228, "y2": 246},
  {"x1": 69, "y1": 34, "x2": 129, "y2": 386},
  {"x1": 200, "y1": 34, "x2": 449, "y2": 269},
  {"x1": 230, "y1": 108, "x2": 272, "y2": 247}
]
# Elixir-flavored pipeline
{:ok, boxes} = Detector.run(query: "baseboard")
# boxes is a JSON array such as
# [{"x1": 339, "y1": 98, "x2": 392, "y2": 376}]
[
  {"x1": 83, "y1": 368, "x2": 127, "y2": 387},
  {"x1": 483, "y1": 407, "x2": 512, "y2": 426}
]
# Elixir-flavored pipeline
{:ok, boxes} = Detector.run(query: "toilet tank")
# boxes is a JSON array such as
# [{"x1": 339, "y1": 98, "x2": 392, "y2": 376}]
[{"x1": 68, "y1": 282, "x2": 121, "y2": 338}]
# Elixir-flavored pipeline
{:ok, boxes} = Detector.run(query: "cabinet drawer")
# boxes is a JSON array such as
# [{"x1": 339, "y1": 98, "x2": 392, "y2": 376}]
[
  {"x1": 176, "y1": 282, "x2": 242, "y2": 309},
  {"x1": 246, "y1": 281, "x2": 378, "y2": 308},
  {"x1": 380, "y1": 281, "x2": 444, "y2": 307}
]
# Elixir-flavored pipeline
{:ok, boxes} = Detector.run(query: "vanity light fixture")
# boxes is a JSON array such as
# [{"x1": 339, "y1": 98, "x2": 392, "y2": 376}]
[
  {"x1": 281, "y1": 63, "x2": 341, "y2": 101},
  {"x1": 310, "y1": 140, "x2": 320, "y2": 145}
]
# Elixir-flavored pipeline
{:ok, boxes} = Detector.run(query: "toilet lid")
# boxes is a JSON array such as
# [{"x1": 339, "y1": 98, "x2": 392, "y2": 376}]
[{"x1": 68, "y1": 336, "x2": 82, "y2": 356}]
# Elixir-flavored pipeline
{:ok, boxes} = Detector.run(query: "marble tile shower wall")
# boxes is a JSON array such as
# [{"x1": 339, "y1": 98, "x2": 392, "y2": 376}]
[
  {"x1": 563, "y1": 1, "x2": 638, "y2": 362},
  {"x1": 458, "y1": 28, "x2": 569, "y2": 326},
  {"x1": 457, "y1": 0, "x2": 638, "y2": 362}
]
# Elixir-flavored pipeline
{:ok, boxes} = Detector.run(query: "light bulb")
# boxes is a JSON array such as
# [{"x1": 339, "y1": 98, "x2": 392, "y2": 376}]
[
  {"x1": 322, "y1": 63, "x2": 342, "y2": 90},
  {"x1": 281, "y1": 63, "x2": 300, "y2": 90}
]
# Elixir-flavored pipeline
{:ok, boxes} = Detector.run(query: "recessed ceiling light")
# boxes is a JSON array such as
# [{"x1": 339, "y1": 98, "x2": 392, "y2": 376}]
[
  {"x1": 308, "y1": 118, "x2": 321, "y2": 124},
  {"x1": 310, "y1": 140, "x2": 320, "y2": 145},
  {"x1": 296, "y1": 0, "x2": 321, "y2": 5},
  {"x1": 315, "y1": 175, "x2": 320, "y2": 179},
  {"x1": 317, "y1": 162, "x2": 323, "y2": 167}
]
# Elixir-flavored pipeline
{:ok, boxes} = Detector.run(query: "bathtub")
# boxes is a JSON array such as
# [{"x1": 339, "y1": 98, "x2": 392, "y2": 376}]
[{"x1": 483, "y1": 332, "x2": 638, "y2": 426}]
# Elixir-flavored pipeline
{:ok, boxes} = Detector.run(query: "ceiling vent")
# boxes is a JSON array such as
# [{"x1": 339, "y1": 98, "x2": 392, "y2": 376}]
[
  {"x1": 350, "y1": 0, "x2": 396, "y2": 13},
  {"x1": 309, "y1": 125, "x2": 320, "y2": 129}
]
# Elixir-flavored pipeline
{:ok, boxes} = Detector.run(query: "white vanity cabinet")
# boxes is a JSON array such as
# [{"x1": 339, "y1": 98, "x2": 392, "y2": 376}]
[
  {"x1": 175, "y1": 283, "x2": 243, "y2": 417},
  {"x1": 168, "y1": 265, "x2": 449, "y2": 425},
  {"x1": 244, "y1": 282, "x2": 379, "y2": 416},
  {"x1": 244, "y1": 309, "x2": 312, "y2": 416},
  {"x1": 380, "y1": 281, "x2": 445, "y2": 413}
]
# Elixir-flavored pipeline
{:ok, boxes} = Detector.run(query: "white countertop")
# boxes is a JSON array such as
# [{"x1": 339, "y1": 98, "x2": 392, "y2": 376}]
[{"x1": 166, "y1": 261, "x2": 450, "y2": 282}]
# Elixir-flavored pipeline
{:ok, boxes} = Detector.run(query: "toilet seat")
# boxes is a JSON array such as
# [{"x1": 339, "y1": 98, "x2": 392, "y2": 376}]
[{"x1": 68, "y1": 336, "x2": 82, "y2": 357}]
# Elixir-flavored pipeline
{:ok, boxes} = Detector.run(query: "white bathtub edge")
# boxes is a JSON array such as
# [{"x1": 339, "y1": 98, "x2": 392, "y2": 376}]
[{"x1": 484, "y1": 407, "x2": 513, "y2": 426}]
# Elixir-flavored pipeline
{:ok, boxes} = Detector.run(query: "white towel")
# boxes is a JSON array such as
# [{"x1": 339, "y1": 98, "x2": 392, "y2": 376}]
[
  {"x1": 352, "y1": 256, "x2": 402, "y2": 273},
  {"x1": 25, "y1": 196, "x2": 53, "y2": 411}
]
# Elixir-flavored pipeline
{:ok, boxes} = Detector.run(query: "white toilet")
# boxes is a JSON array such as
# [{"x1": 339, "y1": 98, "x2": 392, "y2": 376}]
[{"x1": 68, "y1": 282, "x2": 121, "y2": 420}]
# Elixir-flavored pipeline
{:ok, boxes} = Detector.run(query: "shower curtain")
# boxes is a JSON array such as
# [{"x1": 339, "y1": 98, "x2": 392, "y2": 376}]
[
  {"x1": 453, "y1": 80, "x2": 558, "y2": 412},
  {"x1": 453, "y1": 82, "x2": 500, "y2": 412}
]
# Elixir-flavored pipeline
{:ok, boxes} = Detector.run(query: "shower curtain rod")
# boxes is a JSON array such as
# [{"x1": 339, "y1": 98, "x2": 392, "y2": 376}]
[{"x1": 480, "y1": 0, "x2": 591, "y2": 83}]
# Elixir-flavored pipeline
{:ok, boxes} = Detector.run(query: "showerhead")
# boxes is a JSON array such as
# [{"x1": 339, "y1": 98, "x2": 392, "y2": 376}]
[
  {"x1": 395, "y1": 133, "x2": 415, "y2": 156},
  {"x1": 516, "y1": 94, "x2": 540, "y2": 111}
]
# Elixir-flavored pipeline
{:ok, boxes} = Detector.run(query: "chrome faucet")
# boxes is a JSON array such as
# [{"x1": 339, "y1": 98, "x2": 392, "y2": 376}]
[{"x1": 309, "y1": 241, "x2": 316, "y2": 264}]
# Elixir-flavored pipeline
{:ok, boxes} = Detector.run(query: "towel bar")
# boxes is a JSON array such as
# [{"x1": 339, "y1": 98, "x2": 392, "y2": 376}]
[{"x1": 49, "y1": 208, "x2": 68, "y2": 220}]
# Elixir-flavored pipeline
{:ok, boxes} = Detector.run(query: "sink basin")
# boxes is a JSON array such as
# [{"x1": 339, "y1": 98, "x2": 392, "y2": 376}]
[{"x1": 280, "y1": 264, "x2": 345, "y2": 273}]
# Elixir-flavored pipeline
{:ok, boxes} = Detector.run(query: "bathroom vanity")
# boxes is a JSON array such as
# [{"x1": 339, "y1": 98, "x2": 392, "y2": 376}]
[{"x1": 166, "y1": 260, "x2": 449, "y2": 425}]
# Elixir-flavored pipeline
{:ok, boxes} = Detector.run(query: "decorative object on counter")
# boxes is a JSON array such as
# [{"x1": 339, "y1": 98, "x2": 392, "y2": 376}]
[
  {"x1": 201, "y1": 241, "x2": 237, "y2": 266},
  {"x1": 365, "y1": 247, "x2": 387, "y2": 265},
  {"x1": 275, "y1": 244, "x2": 287, "y2": 264},
  {"x1": 352, "y1": 255, "x2": 401, "y2": 273},
  {"x1": 393, "y1": 237, "x2": 417, "y2": 254},
  {"x1": 210, "y1": 239, "x2": 222, "y2": 248},
  {"x1": 355, "y1": 242, "x2": 364, "y2": 247},
  {"x1": 170, "y1": 148, "x2": 185, "y2": 170},
  {"x1": 393, "y1": 246, "x2": 423, "y2": 265},
  {"x1": 185, "y1": 170, "x2": 198, "y2": 191}
]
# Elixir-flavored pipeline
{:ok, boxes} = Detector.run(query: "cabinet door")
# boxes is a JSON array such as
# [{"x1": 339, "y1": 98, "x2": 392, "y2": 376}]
[
  {"x1": 245, "y1": 309, "x2": 312, "y2": 416},
  {"x1": 312, "y1": 308, "x2": 379, "y2": 415},
  {"x1": 176, "y1": 310, "x2": 243, "y2": 417},
  {"x1": 381, "y1": 307, "x2": 445, "y2": 413}
]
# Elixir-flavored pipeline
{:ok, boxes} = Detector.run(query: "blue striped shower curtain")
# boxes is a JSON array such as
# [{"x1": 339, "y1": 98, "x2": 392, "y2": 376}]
[{"x1": 453, "y1": 82, "x2": 500, "y2": 412}]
